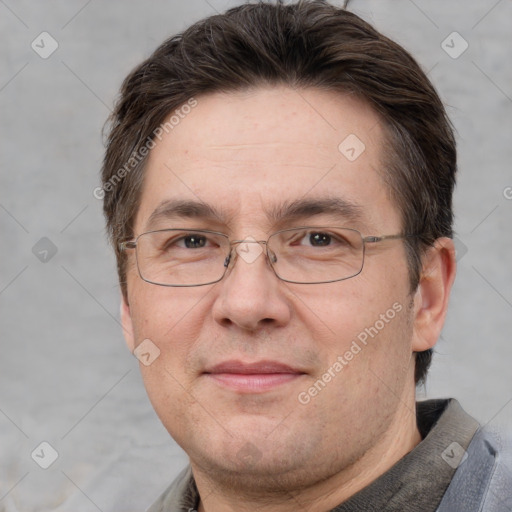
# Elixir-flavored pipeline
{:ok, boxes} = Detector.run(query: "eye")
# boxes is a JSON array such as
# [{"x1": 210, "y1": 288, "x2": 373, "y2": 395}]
[
  {"x1": 288, "y1": 229, "x2": 353, "y2": 249},
  {"x1": 305, "y1": 232, "x2": 332, "y2": 247},
  {"x1": 159, "y1": 232, "x2": 214, "y2": 252},
  {"x1": 177, "y1": 234, "x2": 208, "y2": 249},
  {"x1": 295, "y1": 231, "x2": 339, "y2": 247}
]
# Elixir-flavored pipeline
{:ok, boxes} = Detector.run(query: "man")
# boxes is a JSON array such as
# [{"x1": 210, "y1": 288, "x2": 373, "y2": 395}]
[{"x1": 100, "y1": 1, "x2": 511, "y2": 510}]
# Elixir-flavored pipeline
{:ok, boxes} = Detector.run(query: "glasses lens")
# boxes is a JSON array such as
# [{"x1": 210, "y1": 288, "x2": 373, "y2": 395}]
[
  {"x1": 268, "y1": 227, "x2": 364, "y2": 283},
  {"x1": 136, "y1": 230, "x2": 229, "y2": 286}
]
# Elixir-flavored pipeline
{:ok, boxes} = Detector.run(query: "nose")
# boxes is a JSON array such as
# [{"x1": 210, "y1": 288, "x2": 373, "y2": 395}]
[{"x1": 211, "y1": 239, "x2": 291, "y2": 331}]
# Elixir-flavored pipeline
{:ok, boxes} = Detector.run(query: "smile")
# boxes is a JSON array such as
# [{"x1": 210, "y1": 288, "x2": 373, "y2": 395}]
[{"x1": 203, "y1": 360, "x2": 306, "y2": 393}]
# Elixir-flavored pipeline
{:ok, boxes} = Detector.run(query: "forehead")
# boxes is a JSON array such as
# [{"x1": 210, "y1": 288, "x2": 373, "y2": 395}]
[{"x1": 136, "y1": 86, "x2": 401, "y2": 234}]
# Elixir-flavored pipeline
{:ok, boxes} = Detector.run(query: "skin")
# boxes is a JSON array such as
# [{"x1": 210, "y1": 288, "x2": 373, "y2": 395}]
[{"x1": 121, "y1": 86, "x2": 456, "y2": 511}]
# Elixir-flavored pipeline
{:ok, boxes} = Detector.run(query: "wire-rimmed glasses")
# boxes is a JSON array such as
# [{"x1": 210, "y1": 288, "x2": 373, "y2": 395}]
[{"x1": 119, "y1": 227, "x2": 411, "y2": 287}]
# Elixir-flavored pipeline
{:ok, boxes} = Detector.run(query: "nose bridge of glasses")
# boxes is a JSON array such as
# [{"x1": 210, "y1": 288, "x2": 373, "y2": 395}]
[
  {"x1": 230, "y1": 239, "x2": 268, "y2": 247},
  {"x1": 223, "y1": 238, "x2": 275, "y2": 270}
]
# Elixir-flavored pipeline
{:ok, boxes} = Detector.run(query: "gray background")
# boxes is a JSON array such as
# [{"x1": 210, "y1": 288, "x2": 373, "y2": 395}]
[{"x1": 1, "y1": 0, "x2": 511, "y2": 510}]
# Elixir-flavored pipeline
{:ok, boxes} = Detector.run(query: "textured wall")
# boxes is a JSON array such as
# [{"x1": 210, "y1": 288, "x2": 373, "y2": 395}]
[{"x1": 1, "y1": 0, "x2": 511, "y2": 510}]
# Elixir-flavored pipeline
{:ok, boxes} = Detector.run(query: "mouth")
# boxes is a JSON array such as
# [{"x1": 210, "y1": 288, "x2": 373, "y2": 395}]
[{"x1": 203, "y1": 360, "x2": 307, "y2": 393}]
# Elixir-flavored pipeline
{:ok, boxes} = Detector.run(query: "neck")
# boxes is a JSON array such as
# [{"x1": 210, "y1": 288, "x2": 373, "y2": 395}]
[{"x1": 194, "y1": 401, "x2": 421, "y2": 512}]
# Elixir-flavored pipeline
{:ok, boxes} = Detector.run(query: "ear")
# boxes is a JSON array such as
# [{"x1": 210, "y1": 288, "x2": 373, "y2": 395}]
[
  {"x1": 120, "y1": 293, "x2": 136, "y2": 353},
  {"x1": 412, "y1": 237, "x2": 457, "y2": 352}
]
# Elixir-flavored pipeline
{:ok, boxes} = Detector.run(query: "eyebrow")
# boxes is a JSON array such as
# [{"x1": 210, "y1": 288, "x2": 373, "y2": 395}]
[
  {"x1": 144, "y1": 197, "x2": 364, "y2": 231},
  {"x1": 267, "y1": 197, "x2": 364, "y2": 226},
  {"x1": 145, "y1": 199, "x2": 225, "y2": 230}
]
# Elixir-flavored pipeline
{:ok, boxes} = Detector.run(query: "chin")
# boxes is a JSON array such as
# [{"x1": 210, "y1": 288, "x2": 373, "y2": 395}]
[{"x1": 190, "y1": 421, "x2": 319, "y2": 476}]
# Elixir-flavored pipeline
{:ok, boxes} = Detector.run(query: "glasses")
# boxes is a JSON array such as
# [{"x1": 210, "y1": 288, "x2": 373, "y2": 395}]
[{"x1": 119, "y1": 227, "x2": 412, "y2": 287}]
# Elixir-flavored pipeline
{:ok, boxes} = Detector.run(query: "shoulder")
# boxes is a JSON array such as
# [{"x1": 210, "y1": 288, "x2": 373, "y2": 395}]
[
  {"x1": 479, "y1": 427, "x2": 512, "y2": 511},
  {"x1": 437, "y1": 425, "x2": 512, "y2": 511}
]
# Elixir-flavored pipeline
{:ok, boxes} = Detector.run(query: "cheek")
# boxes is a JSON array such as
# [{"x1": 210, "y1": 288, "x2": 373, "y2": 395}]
[
  {"x1": 127, "y1": 284, "x2": 214, "y2": 438},
  {"x1": 293, "y1": 264, "x2": 413, "y2": 395},
  {"x1": 305, "y1": 298, "x2": 414, "y2": 418},
  {"x1": 127, "y1": 281, "x2": 215, "y2": 407},
  {"x1": 292, "y1": 266, "x2": 406, "y2": 342},
  {"x1": 128, "y1": 278, "x2": 208, "y2": 343}
]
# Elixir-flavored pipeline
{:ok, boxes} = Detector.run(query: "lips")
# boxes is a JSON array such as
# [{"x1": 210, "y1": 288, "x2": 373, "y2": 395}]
[
  {"x1": 205, "y1": 360, "x2": 302, "y2": 375},
  {"x1": 204, "y1": 360, "x2": 306, "y2": 393}
]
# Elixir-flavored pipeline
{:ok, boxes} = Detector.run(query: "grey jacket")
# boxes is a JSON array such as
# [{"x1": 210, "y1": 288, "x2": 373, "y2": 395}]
[{"x1": 436, "y1": 425, "x2": 512, "y2": 511}]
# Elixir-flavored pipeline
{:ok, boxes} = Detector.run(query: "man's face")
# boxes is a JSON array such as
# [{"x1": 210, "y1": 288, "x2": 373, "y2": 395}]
[{"x1": 122, "y1": 86, "x2": 421, "y2": 490}]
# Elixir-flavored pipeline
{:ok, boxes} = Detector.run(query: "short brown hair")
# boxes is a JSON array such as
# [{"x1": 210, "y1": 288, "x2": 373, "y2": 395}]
[{"x1": 101, "y1": 0, "x2": 457, "y2": 384}]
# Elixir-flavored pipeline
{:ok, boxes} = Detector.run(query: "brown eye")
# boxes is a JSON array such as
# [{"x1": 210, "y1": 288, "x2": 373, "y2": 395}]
[
  {"x1": 309, "y1": 232, "x2": 331, "y2": 246},
  {"x1": 181, "y1": 235, "x2": 207, "y2": 249}
]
